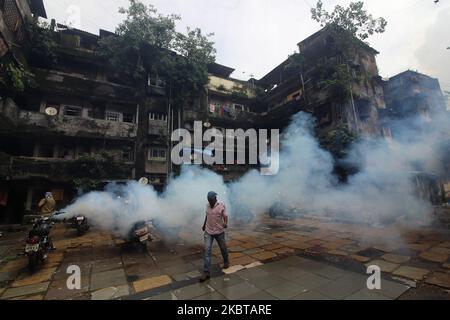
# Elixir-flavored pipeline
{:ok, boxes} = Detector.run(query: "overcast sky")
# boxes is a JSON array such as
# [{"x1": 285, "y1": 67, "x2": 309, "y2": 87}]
[{"x1": 42, "y1": 0, "x2": 450, "y2": 91}]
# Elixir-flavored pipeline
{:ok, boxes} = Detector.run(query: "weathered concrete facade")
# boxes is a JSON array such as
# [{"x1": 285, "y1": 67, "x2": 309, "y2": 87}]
[{"x1": 1, "y1": 2, "x2": 448, "y2": 223}]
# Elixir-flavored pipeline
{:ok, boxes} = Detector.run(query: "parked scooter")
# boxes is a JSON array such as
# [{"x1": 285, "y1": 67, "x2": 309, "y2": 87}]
[
  {"x1": 68, "y1": 215, "x2": 90, "y2": 236},
  {"x1": 25, "y1": 216, "x2": 55, "y2": 272},
  {"x1": 55, "y1": 211, "x2": 90, "y2": 236},
  {"x1": 124, "y1": 220, "x2": 152, "y2": 253}
]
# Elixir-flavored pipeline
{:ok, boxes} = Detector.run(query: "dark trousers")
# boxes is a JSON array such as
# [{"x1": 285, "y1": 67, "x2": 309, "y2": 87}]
[{"x1": 203, "y1": 232, "x2": 229, "y2": 274}]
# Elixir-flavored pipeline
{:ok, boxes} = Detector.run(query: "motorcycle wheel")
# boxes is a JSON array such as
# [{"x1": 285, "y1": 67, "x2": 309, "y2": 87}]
[
  {"x1": 28, "y1": 254, "x2": 39, "y2": 273},
  {"x1": 140, "y1": 242, "x2": 148, "y2": 253}
]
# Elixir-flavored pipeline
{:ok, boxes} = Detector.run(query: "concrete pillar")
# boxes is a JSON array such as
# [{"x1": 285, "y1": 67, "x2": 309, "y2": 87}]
[
  {"x1": 25, "y1": 187, "x2": 33, "y2": 212},
  {"x1": 33, "y1": 143, "x2": 39, "y2": 157}
]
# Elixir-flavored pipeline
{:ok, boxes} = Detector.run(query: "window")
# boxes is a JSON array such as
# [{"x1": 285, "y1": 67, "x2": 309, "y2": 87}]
[
  {"x1": 148, "y1": 76, "x2": 166, "y2": 88},
  {"x1": 58, "y1": 146, "x2": 75, "y2": 160},
  {"x1": 123, "y1": 113, "x2": 134, "y2": 123},
  {"x1": 356, "y1": 99, "x2": 371, "y2": 121},
  {"x1": 149, "y1": 113, "x2": 167, "y2": 122},
  {"x1": 105, "y1": 111, "x2": 121, "y2": 122},
  {"x1": 63, "y1": 105, "x2": 82, "y2": 117},
  {"x1": 37, "y1": 144, "x2": 54, "y2": 158},
  {"x1": 148, "y1": 148, "x2": 167, "y2": 161},
  {"x1": 234, "y1": 104, "x2": 245, "y2": 111},
  {"x1": 122, "y1": 147, "x2": 134, "y2": 162}
]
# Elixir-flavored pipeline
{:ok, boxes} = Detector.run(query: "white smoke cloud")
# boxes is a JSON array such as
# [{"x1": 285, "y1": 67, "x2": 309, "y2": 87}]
[{"x1": 58, "y1": 108, "x2": 448, "y2": 240}]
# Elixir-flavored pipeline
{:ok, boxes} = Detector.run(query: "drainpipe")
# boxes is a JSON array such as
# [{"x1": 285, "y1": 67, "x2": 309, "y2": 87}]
[
  {"x1": 134, "y1": 104, "x2": 139, "y2": 179},
  {"x1": 166, "y1": 83, "x2": 172, "y2": 183}
]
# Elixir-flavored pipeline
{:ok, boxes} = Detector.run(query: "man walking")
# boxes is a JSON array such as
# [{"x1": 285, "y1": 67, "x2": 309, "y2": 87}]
[{"x1": 200, "y1": 191, "x2": 230, "y2": 282}]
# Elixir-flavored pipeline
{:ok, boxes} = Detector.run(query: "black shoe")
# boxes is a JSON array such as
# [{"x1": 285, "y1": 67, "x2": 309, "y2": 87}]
[
  {"x1": 223, "y1": 262, "x2": 230, "y2": 269},
  {"x1": 199, "y1": 273, "x2": 210, "y2": 282}
]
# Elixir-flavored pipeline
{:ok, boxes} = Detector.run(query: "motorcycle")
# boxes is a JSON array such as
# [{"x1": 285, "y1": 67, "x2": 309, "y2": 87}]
[
  {"x1": 124, "y1": 220, "x2": 152, "y2": 253},
  {"x1": 55, "y1": 211, "x2": 90, "y2": 236},
  {"x1": 25, "y1": 216, "x2": 54, "y2": 272},
  {"x1": 68, "y1": 215, "x2": 90, "y2": 236}
]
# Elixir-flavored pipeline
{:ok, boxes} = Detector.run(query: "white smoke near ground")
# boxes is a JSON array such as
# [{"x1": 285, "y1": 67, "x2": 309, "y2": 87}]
[{"x1": 57, "y1": 108, "x2": 449, "y2": 240}]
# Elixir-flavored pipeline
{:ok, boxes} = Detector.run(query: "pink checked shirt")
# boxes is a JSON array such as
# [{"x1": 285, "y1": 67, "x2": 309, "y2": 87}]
[{"x1": 205, "y1": 201, "x2": 228, "y2": 235}]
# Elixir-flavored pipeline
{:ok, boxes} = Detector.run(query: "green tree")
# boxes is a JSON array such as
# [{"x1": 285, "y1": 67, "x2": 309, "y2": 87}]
[
  {"x1": 67, "y1": 151, "x2": 130, "y2": 193},
  {"x1": 28, "y1": 21, "x2": 58, "y2": 66},
  {"x1": 311, "y1": 0, "x2": 387, "y2": 42},
  {"x1": 97, "y1": 0, "x2": 216, "y2": 99}
]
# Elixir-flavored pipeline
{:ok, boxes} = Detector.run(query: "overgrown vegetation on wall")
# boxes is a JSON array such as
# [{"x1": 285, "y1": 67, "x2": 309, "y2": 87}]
[
  {"x1": 68, "y1": 151, "x2": 130, "y2": 193},
  {"x1": 97, "y1": 0, "x2": 216, "y2": 102},
  {"x1": 0, "y1": 63, "x2": 35, "y2": 94}
]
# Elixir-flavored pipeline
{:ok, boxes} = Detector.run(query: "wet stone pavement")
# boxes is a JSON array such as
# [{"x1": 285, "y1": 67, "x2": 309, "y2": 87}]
[{"x1": 0, "y1": 216, "x2": 450, "y2": 300}]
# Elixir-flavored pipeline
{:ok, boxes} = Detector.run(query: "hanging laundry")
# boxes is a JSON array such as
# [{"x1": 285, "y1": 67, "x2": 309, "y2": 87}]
[
  {"x1": 209, "y1": 104, "x2": 216, "y2": 113},
  {"x1": 220, "y1": 106, "x2": 225, "y2": 117}
]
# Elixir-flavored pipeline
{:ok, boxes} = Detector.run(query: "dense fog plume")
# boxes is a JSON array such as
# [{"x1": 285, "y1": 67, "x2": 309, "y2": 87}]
[{"x1": 58, "y1": 109, "x2": 448, "y2": 237}]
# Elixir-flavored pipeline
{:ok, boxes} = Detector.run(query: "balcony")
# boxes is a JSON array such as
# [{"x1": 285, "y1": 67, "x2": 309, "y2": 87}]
[
  {"x1": 148, "y1": 121, "x2": 168, "y2": 136},
  {"x1": 184, "y1": 109, "x2": 259, "y2": 127},
  {"x1": 5, "y1": 157, "x2": 133, "y2": 181},
  {"x1": 17, "y1": 111, "x2": 137, "y2": 140},
  {"x1": 32, "y1": 68, "x2": 137, "y2": 103}
]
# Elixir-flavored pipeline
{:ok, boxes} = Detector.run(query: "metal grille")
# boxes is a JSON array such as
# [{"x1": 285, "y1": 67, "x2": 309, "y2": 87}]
[{"x1": 2, "y1": 0, "x2": 25, "y2": 43}]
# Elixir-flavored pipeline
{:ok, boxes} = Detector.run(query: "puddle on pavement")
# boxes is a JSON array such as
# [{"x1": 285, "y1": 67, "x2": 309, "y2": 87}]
[{"x1": 357, "y1": 247, "x2": 386, "y2": 258}]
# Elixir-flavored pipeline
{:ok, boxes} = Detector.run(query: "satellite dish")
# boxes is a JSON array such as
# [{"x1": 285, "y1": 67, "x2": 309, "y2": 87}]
[
  {"x1": 45, "y1": 107, "x2": 58, "y2": 116},
  {"x1": 138, "y1": 177, "x2": 149, "y2": 186},
  {"x1": 203, "y1": 121, "x2": 211, "y2": 128}
]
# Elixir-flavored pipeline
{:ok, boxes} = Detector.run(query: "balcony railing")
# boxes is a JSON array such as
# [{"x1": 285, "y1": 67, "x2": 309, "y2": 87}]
[
  {"x1": 18, "y1": 111, "x2": 137, "y2": 139},
  {"x1": 6, "y1": 157, "x2": 133, "y2": 181}
]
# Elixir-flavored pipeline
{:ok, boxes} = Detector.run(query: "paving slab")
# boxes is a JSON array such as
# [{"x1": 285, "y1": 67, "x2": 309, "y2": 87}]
[
  {"x1": 91, "y1": 285, "x2": 130, "y2": 300},
  {"x1": 147, "y1": 291, "x2": 178, "y2": 300},
  {"x1": 265, "y1": 281, "x2": 309, "y2": 299},
  {"x1": 1, "y1": 282, "x2": 50, "y2": 299},
  {"x1": 223, "y1": 265, "x2": 245, "y2": 274},
  {"x1": 209, "y1": 274, "x2": 245, "y2": 290},
  {"x1": 275, "y1": 266, "x2": 308, "y2": 281},
  {"x1": 11, "y1": 294, "x2": 44, "y2": 300},
  {"x1": 90, "y1": 268, "x2": 127, "y2": 291},
  {"x1": 133, "y1": 275, "x2": 172, "y2": 293},
  {"x1": 235, "y1": 267, "x2": 270, "y2": 280},
  {"x1": 291, "y1": 272, "x2": 332, "y2": 291},
  {"x1": 344, "y1": 288, "x2": 391, "y2": 300},
  {"x1": 392, "y1": 266, "x2": 430, "y2": 281},
  {"x1": 250, "y1": 251, "x2": 277, "y2": 261},
  {"x1": 429, "y1": 247, "x2": 450, "y2": 255},
  {"x1": 315, "y1": 274, "x2": 366, "y2": 299},
  {"x1": 173, "y1": 283, "x2": 215, "y2": 300},
  {"x1": 365, "y1": 260, "x2": 400, "y2": 273},
  {"x1": 425, "y1": 272, "x2": 450, "y2": 289},
  {"x1": 230, "y1": 256, "x2": 258, "y2": 266},
  {"x1": 12, "y1": 267, "x2": 57, "y2": 287},
  {"x1": 245, "y1": 274, "x2": 286, "y2": 290},
  {"x1": 216, "y1": 281, "x2": 261, "y2": 300},
  {"x1": 311, "y1": 264, "x2": 351, "y2": 280},
  {"x1": 193, "y1": 291, "x2": 227, "y2": 300},
  {"x1": 240, "y1": 290, "x2": 277, "y2": 300},
  {"x1": 381, "y1": 254, "x2": 411, "y2": 264},
  {"x1": 419, "y1": 251, "x2": 448, "y2": 263},
  {"x1": 291, "y1": 290, "x2": 332, "y2": 300}
]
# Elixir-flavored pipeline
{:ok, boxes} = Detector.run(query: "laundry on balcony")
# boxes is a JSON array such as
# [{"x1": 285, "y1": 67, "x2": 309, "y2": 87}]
[{"x1": 209, "y1": 104, "x2": 216, "y2": 113}]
